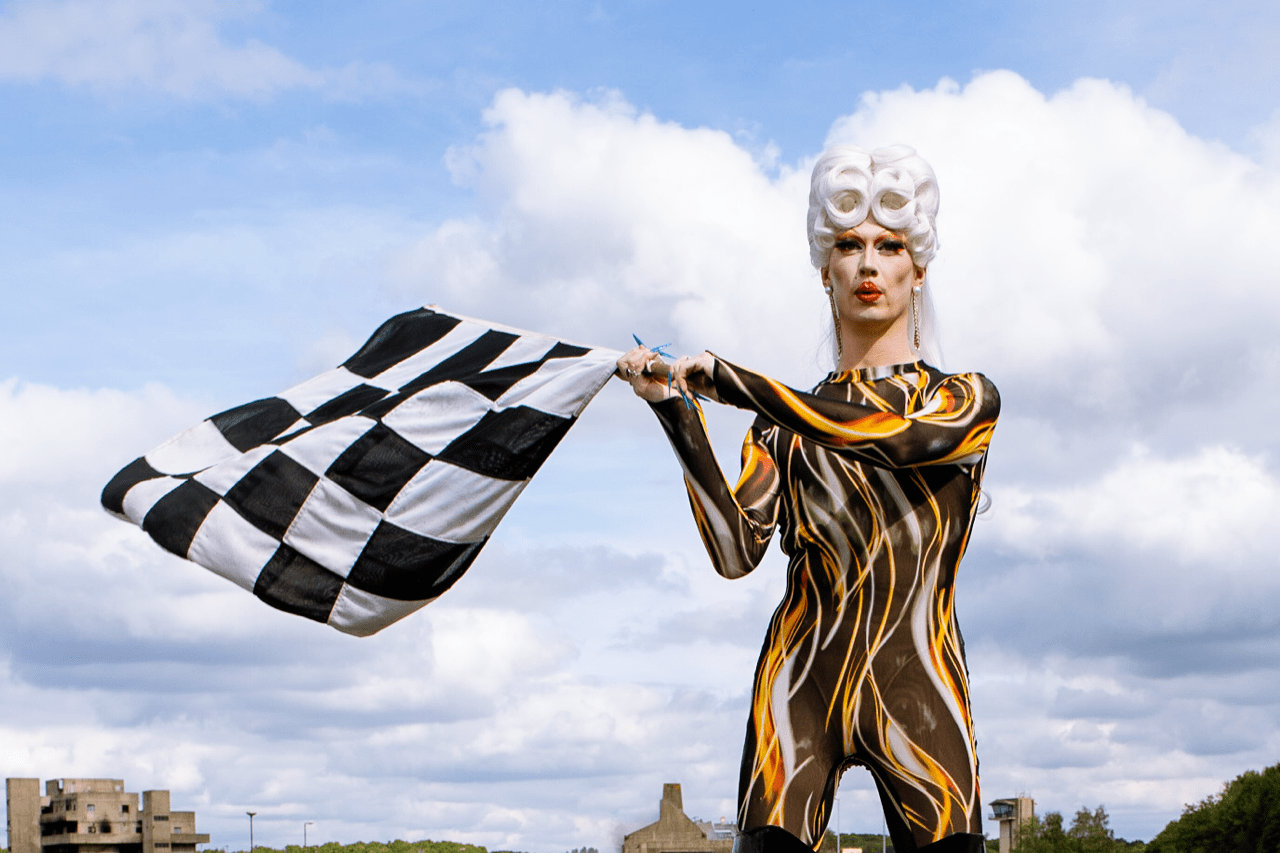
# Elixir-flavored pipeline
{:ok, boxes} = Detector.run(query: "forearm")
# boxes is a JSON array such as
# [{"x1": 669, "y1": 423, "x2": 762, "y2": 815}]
[{"x1": 650, "y1": 397, "x2": 776, "y2": 579}]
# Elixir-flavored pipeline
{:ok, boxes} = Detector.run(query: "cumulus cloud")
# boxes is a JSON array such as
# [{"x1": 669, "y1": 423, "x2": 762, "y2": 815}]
[
  {"x1": 0, "y1": 1, "x2": 405, "y2": 100},
  {"x1": 394, "y1": 88, "x2": 823, "y2": 384},
  {"x1": 0, "y1": 374, "x2": 753, "y2": 851},
  {"x1": 8, "y1": 70, "x2": 1280, "y2": 848},
  {"x1": 374, "y1": 72, "x2": 1280, "y2": 841}
]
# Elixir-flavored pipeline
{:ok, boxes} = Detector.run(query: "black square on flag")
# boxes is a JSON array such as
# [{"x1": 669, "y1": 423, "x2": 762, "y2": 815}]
[
  {"x1": 326, "y1": 422, "x2": 431, "y2": 511},
  {"x1": 436, "y1": 406, "x2": 574, "y2": 481},
  {"x1": 254, "y1": 545, "x2": 346, "y2": 623},
  {"x1": 211, "y1": 397, "x2": 304, "y2": 452},
  {"x1": 348, "y1": 521, "x2": 484, "y2": 600},
  {"x1": 223, "y1": 450, "x2": 320, "y2": 540}
]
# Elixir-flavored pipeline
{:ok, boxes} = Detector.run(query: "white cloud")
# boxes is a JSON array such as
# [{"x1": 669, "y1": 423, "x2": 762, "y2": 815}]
[
  {"x1": 827, "y1": 73, "x2": 1280, "y2": 399},
  {"x1": 0, "y1": 375, "x2": 755, "y2": 850},
  {"x1": 398, "y1": 88, "x2": 824, "y2": 385},
  {"x1": 992, "y1": 444, "x2": 1280, "y2": 567},
  {"x1": 0, "y1": 0, "x2": 405, "y2": 100},
  {"x1": 379, "y1": 72, "x2": 1280, "y2": 842},
  {"x1": 8, "y1": 70, "x2": 1280, "y2": 848}
]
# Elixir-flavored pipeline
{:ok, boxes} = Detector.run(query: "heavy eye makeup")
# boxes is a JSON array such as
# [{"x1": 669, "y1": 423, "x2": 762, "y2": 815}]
[{"x1": 833, "y1": 237, "x2": 906, "y2": 254}]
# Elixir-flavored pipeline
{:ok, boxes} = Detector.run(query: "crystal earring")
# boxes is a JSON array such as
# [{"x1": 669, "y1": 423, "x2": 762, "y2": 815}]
[
  {"x1": 824, "y1": 283, "x2": 843, "y2": 364},
  {"x1": 911, "y1": 285, "x2": 922, "y2": 352}
]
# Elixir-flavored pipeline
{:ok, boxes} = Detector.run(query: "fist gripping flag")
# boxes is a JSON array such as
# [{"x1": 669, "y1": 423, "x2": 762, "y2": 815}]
[{"x1": 103, "y1": 307, "x2": 620, "y2": 636}]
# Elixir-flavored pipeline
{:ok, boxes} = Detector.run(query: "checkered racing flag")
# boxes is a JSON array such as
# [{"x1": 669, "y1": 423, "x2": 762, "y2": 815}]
[{"x1": 102, "y1": 306, "x2": 621, "y2": 636}]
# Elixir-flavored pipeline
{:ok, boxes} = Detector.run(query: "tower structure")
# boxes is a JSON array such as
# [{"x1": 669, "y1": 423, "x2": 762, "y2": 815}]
[
  {"x1": 988, "y1": 796, "x2": 1034, "y2": 853},
  {"x1": 622, "y1": 783, "x2": 735, "y2": 853}
]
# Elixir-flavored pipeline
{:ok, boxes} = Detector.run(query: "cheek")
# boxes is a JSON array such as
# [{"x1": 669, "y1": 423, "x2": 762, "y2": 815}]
[
  {"x1": 828, "y1": 255, "x2": 858, "y2": 284},
  {"x1": 890, "y1": 258, "x2": 917, "y2": 283}
]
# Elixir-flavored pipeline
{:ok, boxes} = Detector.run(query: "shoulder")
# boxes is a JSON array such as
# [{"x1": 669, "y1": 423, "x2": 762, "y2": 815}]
[
  {"x1": 920, "y1": 367, "x2": 1000, "y2": 416},
  {"x1": 953, "y1": 371, "x2": 1000, "y2": 415}
]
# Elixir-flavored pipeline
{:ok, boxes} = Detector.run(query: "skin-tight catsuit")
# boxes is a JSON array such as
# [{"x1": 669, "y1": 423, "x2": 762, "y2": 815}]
[{"x1": 650, "y1": 356, "x2": 999, "y2": 853}]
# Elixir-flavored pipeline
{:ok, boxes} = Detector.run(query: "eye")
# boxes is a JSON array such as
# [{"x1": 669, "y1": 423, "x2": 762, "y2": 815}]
[
  {"x1": 878, "y1": 239, "x2": 906, "y2": 254},
  {"x1": 834, "y1": 239, "x2": 862, "y2": 252}
]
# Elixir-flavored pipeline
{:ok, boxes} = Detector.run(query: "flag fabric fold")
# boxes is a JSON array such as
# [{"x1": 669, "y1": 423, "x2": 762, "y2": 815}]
[{"x1": 102, "y1": 306, "x2": 621, "y2": 636}]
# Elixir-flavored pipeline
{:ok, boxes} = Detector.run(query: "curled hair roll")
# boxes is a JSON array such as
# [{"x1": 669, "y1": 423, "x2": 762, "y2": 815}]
[{"x1": 807, "y1": 144, "x2": 939, "y2": 270}]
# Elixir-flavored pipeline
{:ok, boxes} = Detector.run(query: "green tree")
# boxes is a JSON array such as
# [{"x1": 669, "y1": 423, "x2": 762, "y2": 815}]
[
  {"x1": 1012, "y1": 806, "x2": 1142, "y2": 853},
  {"x1": 1013, "y1": 811, "x2": 1068, "y2": 853},
  {"x1": 1146, "y1": 762, "x2": 1280, "y2": 853},
  {"x1": 1069, "y1": 806, "x2": 1115, "y2": 853}
]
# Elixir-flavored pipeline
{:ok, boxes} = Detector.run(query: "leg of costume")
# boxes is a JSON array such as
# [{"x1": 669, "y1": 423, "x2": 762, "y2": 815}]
[
  {"x1": 735, "y1": 549, "x2": 983, "y2": 850},
  {"x1": 916, "y1": 834, "x2": 987, "y2": 853},
  {"x1": 732, "y1": 826, "x2": 815, "y2": 853}
]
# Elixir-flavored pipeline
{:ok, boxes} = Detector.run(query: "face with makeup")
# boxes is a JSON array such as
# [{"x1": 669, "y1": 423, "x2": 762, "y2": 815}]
[{"x1": 821, "y1": 216, "x2": 925, "y2": 347}]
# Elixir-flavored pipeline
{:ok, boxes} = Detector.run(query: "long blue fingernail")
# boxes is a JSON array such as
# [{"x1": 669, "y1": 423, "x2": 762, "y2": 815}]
[{"x1": 632, "y1": 333, "x2": 645, "y2": 347}]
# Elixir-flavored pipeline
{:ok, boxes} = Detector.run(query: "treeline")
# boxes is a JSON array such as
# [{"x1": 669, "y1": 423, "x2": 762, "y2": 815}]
[
  {"x1": 209, "y1": 841, "x2": 492, "y2": 853},
  {"x1": 1013, "y1": 760, "x2": 1280, "y2": 853},
  {"x1": 819, "y1": 831, "x2": 898, "y2": 852},
  {"x1": 1145, "y1": 762, "x2": 1280, "y2": 852}
]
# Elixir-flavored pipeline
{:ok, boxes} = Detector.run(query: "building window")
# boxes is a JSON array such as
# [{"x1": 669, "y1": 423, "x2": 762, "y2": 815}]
[
  {"x1": 87, "y1": 805, "x2": 96, "y2": 815},
  {"x1": 154, "y1": 815, "x2": 169, "y2": 821},
  {"x1": 157, "y1": 843, "x2": 171, "y2": 847},
  {"x1": 122, "y1": 805, "x2": 130, "y2": 814}
]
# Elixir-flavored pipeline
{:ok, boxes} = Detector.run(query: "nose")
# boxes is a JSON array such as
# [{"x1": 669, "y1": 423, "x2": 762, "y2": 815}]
[{"x1": 858, "y1": 246, "x2": 878, "y2": 276}]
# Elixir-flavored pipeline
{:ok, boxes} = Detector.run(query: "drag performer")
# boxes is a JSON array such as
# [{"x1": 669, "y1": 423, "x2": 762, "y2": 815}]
[{"x1": 617, "y1": 146, "x2": 999, "y2": 853}]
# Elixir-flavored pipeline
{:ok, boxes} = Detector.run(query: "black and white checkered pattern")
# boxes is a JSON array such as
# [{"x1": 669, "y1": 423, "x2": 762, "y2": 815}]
[{"x1": 102, "y1": 307, "x2": 620, "y2": 636}]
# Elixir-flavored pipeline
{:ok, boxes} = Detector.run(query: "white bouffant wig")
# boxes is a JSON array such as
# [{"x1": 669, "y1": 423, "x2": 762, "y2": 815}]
[{"x1": 807, "y1": 144, "x2": 944, "y2": 365}]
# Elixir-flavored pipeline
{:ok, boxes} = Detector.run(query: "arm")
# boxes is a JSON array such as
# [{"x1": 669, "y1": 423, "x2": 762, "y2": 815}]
[
  {"x1": 650, "y1": 397, "x2": 781, "y2": 579},
  {"x1": 710, "y1": 356, "x2": 999, "y2": 469}
]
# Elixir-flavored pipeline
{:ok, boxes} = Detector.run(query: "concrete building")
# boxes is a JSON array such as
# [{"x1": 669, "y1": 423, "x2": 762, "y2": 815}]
[
  {"x1": 6, "y1": 778, "x2": 209, "y2": 853},
  {"x1": 987, "y1": 796, "x2": 1034, "y2": 853},
  {"x1": 622, "y1": 784, "x2": 735, "y2": 853}
]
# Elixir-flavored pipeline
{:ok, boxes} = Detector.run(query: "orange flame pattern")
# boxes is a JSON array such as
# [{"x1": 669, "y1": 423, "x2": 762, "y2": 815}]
[{"x1": 653, "y1": 358, "x2": 999, "y2": 850}]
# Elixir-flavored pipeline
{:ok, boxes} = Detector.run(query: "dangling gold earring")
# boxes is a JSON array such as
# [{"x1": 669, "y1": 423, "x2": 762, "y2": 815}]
[
  {"x1": 911, "y1": 285, "x2": 922, "y2": 352},
  {"x1": 824, "y1": 281, "x2": 843, "y2": 365}
]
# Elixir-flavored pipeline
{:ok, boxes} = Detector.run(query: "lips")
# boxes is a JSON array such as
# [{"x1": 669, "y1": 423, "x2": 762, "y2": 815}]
[{"x1": 854, "y1": 281, "x2": 882, "y2": 303}]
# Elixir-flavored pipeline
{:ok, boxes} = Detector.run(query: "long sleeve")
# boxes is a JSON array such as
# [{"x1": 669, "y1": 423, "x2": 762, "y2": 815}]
[
  {"x1": 651, "y1": 397, "x2": 782, "y2": 579},
  {"x1": 710, "y1": 357, "x2": 999, "y2": 469}
]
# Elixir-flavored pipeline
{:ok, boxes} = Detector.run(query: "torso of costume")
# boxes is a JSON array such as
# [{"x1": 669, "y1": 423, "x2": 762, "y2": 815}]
[{"x1": 651, "y1": 357, "x2": 1000, "y2": 852}]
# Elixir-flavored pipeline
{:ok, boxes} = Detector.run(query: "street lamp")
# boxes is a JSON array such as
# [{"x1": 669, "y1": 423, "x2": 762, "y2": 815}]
[
  {"x1": 304, "y1": 822, "x2": 315, "y2": 847},
  {"x1": 247, "y1": 812, "x2": 256, "y2": 852}
]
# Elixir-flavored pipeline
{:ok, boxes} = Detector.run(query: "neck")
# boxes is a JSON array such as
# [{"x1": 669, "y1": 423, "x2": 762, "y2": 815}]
[{"x1": 836, "y1": 317, "x2": 916, "y2": 371}]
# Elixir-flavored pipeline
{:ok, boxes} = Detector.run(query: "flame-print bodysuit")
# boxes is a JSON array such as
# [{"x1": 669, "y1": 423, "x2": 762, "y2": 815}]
[{"x1": 651, "y1": 357, "x2": 999, "y2": 852}]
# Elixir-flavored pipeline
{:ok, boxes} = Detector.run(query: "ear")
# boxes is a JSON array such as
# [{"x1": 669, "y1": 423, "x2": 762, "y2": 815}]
[
  {"x1": 914, "y1": 265, "x2": 926, "y2": 283},
  {"x1": 821, "y1": 267, "x2": 830, "y2": 289}
]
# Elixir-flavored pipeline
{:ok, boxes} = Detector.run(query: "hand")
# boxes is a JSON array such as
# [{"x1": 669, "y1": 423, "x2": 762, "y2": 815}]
[
  {"x1": 616, "y1": 345, "x2": 673, "y2": 403},
  {"x1": 669, "y1": 352, "x2": 719, "y2": 405}
]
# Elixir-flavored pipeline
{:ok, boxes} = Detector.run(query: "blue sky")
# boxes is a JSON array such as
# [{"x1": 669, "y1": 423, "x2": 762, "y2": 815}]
[{"x1": 4, "y1": 2, "x2": 1280, "y2": 851}]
